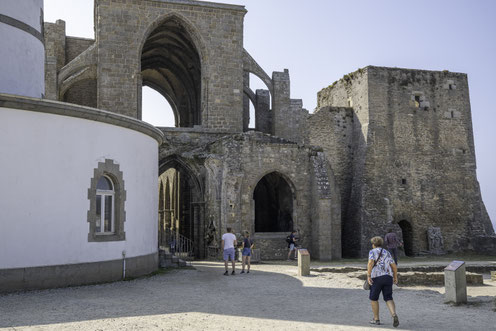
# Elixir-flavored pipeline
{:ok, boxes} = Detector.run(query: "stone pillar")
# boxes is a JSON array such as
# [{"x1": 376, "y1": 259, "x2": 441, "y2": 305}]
[
  {"x1": 243, "y1": 72, "x2": 250, "y2": 131},
  {"x1": 255, "y1": 89, "x2": 271, "y2": 134},
  {"x1": 444, "y1": 260, "x2": 467, "y2": 304},
  {"x1": 298, "y1": 249, "x2": 310, "y2": 276},
  {"x1": 272, "y1": 69, "x2": 290, "y2": 139},
  {"x1": 43, "y1": 20, "x2": 66, "y2": 100}
]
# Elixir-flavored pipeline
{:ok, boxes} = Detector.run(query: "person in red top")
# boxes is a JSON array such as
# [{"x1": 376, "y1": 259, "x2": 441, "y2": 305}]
[{"x1": 384, "y1": 228, "x2": 402, "y2": 265}]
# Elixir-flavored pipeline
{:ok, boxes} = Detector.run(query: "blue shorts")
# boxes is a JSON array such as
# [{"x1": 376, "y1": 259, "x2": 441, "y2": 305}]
[
  {"x1": 289, "y1": 243, "x2": 296, "y2": 250},
  {"x1": 223, "y1": 248, "x2": 235, "y2": 261},
  {"x1": 369, "y1": 275, "x2": 393, "y2": 301},
  {"x1": 242, "y1": 247, "x2": 251, "y2": 256}
]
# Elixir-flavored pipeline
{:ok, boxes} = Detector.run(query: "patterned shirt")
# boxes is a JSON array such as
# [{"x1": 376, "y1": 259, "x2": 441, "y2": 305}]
[{"x1": 368, "y1": 247, "x2": 394, "y2": 278}]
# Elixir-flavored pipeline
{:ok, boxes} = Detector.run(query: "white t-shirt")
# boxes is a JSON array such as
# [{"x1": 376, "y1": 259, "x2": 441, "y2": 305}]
[{"x1": 222, "y1": 233, "x2": 236, "y2": 249}]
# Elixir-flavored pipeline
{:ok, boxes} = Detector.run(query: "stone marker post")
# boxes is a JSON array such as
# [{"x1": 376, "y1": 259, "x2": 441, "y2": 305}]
[
  {"x1": 490, "y1": 271, "x2": 496, "y2": 282},
  {"x1": 298, "y1": 249, "x2": 310, "y2": 276},
  {"x1": 444, "y1": 260, "x2": 467, "y2": 304}
]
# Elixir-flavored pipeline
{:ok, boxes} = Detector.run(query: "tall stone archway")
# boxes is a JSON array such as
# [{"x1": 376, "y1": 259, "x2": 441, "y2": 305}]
[
  {"x1": 140, "y1": 16, "x2": 202, "y2": 127},
  {"x1": 159, "y1": 157, "x2": 205, "y2": 258},
  {"x1": 253, "y1": 172, "x2": 295, "y2": 233}
]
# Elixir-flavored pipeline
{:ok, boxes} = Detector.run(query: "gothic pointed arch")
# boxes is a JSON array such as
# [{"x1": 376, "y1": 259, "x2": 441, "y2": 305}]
[
  {"x1": 139, "y1": 13, "x2": 208, "y2": 127},
  {"x1": 158, "y1": 155, "x2": 205, "y2": 258}
]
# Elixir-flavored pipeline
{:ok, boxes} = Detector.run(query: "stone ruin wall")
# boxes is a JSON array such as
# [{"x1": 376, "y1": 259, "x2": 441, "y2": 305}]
[
  {"x1": 63, "y1": 37, "x2": 97, "y2": 107},
  {"x1": 307, "y1": 106, "x2": 354, "y2": 256},
  {"x1": 44, "y1": 20, "x2": 97, "y2": 107},
  {"x1": 314, "y1": 66, "x2": 494, "y2": 257},
  {"x1": 40, "y1": 0, "x2": 495, "y2": 260},
  {"x1": 200, "y1": 131, "x2": 340, "y2": 261},
  {"x1": 94, "y1": 0, "x2": 246, "y2": 130},
  {"x1": 314, "y1": 69, "x2": 370, "y2": 257}
]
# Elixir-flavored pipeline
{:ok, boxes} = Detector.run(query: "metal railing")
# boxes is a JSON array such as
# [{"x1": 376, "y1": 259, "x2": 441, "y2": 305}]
[{"x1": 160, "y1": 227, "x2": 195, "y2": 259}]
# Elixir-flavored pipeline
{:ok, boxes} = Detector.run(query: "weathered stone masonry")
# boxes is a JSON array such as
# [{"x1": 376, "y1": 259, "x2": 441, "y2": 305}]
[
  {"x1": 314, "y1": 66, "x2": 494, "y2": 257},
  {"x1": 43, "y1": 0, "x2": 494, "y2": 260}
]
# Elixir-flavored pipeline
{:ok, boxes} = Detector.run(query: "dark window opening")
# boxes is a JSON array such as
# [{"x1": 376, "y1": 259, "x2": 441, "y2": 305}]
[
  {"x1": 398, "y1": 220, "x2": 414, "y2": 256},
  {"x1": 414, "y1": 95, "x2": 421, "y2": 108},
  {"x1": 450, "y1": 111, "x2": 454, "y2": 118},
  {"x1": 254, "y1": 172, "x2": 293, "y2": 232},
  {"x1": 401, "y1": 178, "x2": 407, "y2": 185}
]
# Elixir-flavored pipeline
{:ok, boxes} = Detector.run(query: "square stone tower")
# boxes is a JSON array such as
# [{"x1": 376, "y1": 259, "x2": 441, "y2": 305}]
[{"x1": 313, "y1": 66, "x2": 494, "y2": 257}]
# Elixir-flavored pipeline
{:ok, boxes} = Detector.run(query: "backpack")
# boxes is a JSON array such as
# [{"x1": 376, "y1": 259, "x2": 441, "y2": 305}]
[{"x1": 286, "y1": 235, "x2": 292, "y2": 244}]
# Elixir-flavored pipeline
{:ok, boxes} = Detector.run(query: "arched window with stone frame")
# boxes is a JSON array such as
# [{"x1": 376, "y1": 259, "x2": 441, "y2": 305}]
[
  {"x1": 87, "y1": 159, "x2": 126, "y2": 242},
  {"x1": 95, "y1": 175, "x2": 115, "y2": 233}
]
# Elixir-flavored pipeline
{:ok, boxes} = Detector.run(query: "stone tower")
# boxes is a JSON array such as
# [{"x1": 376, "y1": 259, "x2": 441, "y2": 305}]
[{"x1": 311, "y1": 66, "x2": 494, "y2": 257}]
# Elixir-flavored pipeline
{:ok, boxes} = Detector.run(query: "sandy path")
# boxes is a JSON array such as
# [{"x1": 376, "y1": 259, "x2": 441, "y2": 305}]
[{"x1": 0, "y1": 261, "x2": 495, "y2": 330}]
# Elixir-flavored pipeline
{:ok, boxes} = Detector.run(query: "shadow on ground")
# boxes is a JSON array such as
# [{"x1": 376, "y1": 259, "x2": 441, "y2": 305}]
[{"x1": 0, "y1": 261, "x2": 494, "y2": 330}]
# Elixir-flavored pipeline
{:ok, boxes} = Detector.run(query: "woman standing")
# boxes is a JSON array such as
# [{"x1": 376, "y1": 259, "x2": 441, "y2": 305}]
[
  {"x1": 241, "y1": 231, "x2": 254, "y2": 274},
  {"x1": 367, "y1": 236, "x2": 400, "y2": 327}
]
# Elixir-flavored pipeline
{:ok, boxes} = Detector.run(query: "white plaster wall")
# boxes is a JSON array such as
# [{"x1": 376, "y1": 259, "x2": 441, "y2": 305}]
[
  {"x1": 0, "y1": 0, "x2": 44, "y2": 98},
  {"x1": 0, "y1": 107, "x2": 159, "y2": 269}
]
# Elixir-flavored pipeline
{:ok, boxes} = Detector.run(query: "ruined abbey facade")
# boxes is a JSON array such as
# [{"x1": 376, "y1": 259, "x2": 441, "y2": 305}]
[{"x1": 43, "y1": 0, "x2": 494, "y2": 259}]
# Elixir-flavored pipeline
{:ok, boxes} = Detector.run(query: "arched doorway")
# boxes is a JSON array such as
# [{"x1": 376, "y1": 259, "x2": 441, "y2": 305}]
[
  {"x1": 254, "y1": 172, "x2": 294, "y2": 232},
  {"x1": 159, "y1": 157, "x2": 204, "y2": 258},
  {"x1": 141, "y1": 16, "x2": 201, "y2": 127},
  {"x1": 398, "y1": 220, "x2": 414, "y2": 256}
]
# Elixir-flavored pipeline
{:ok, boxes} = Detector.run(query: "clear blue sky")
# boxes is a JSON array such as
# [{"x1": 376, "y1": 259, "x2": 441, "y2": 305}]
[{"x1": 44, "y1": 0, "x2": 496, "y2": 230}]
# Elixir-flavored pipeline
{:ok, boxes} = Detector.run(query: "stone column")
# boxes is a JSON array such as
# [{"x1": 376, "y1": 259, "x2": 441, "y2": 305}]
[
  {"x1": 272, "y1": 69, "x2": 290, "y2": 139},
  {"x1": 243, "y1": 72, "x2": 250, "y2": 131},
  {"x1": 255, "y1": 89, "x2": 271, "y2": 134}
]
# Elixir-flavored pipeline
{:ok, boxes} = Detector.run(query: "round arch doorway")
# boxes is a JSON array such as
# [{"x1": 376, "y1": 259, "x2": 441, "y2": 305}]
[{"x1": 253, "y1": 172, "x2": 294, "y2": 233}]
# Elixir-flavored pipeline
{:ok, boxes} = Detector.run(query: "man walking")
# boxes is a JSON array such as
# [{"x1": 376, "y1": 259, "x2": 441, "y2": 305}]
[
  {"x1": 222, "y1": 227, "x2": 237, "y2": 275},
  {"x1": 384, "y1": 228, "x2": 402, "y2": 265}
]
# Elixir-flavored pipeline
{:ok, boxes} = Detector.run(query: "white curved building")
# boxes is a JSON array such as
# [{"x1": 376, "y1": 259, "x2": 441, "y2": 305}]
[
  {"x1": 0, "y1": 0, "x2": 45, "y2": 98},
  {"x1": 0, "y1": 95, "x2": 163, "y2": 292}
]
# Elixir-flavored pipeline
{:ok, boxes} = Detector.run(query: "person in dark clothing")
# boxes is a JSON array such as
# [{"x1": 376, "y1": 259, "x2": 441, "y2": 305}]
[
  {"x1": 287, "y1": 230, "x2": 298, "y2": 260},
  {"x1": 241, "y1": 231, "x2": 254, "y2": 274},
  {"x1": 384, "y1": 228, "x2": 402, "y2": 265}
]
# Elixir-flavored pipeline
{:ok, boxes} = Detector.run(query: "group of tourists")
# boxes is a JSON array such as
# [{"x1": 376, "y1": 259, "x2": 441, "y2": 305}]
[
  {"x1": 366, "y1": 228, "x2": 403, "y2": 327},
  {"x1": 221, "y1": 227, "x2": 254, "y2": 275},
  {"x1": 221, "y1": 228, "x2": 299, "y2": 275}
]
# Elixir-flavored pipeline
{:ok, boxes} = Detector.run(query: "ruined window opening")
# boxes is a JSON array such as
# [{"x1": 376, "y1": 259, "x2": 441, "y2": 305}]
[
  {"x1": 448, "y1": 84, "x2": 454, "y2": 90},
  {"x1": 254, "y1": 172, "x2": 294, "y2": 232},
  {"x1": 244, "y1": 73, "x2": 271, "y2": 133},
  {"x1": 141, "y1": 18, "x2": 201, "y2": 128},
  {"x1": 450, "y1": 110, "x2": 454, "y2": 118},
  {"x1": 347, "y1": 97, "x2": 353, "y2": 107},
  {"x1": 142, "y1": 86, "x2": 176, "y2": 127},
  {"x1": 414, "y1": 95, "x2": 421, "y2": 108},
  {"x1": 401, "y1": 178, "x2": 407, "y2": 185}
]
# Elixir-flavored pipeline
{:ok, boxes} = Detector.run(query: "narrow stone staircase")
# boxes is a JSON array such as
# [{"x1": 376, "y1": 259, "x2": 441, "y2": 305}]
[{"x1": 159, "y1": 249, "x2": 191, "y2": 268}]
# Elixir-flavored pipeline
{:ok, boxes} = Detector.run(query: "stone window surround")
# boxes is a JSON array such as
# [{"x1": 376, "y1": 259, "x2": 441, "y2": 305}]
[
  {"x1": 87, "y1": 159, "x2": 126, "y2": 242},
  {"x1": 411, "y1": 91, "x2": 430, "y2": 110}
]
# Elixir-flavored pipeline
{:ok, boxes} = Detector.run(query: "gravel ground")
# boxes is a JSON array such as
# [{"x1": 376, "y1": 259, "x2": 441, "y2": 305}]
[{"x1": 0, "y1": 261, "x2": 495, "y2": 330}]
